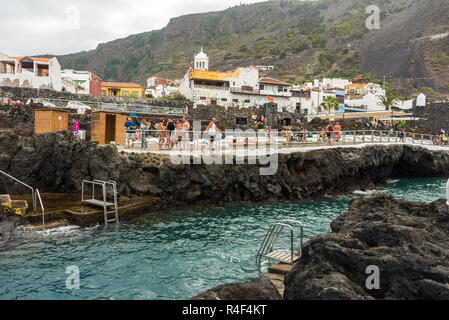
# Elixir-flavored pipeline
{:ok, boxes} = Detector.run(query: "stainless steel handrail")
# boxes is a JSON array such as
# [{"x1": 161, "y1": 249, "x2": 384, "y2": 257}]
[
  {"x1": 0, "y1": 169, "x2": 36, "y2": 211},
  {"x1": 82, "y1": 179, "x2": 119, "y2": 226},
  {"x1": 282, "y1": 219, "x2": 303, "y2": 260},
  {"x1": 35, "y1": 189, "x2": 45, "y2": 229},
  {"x1": 257, "y1": 219, "x2": 304, "y2": 273}
]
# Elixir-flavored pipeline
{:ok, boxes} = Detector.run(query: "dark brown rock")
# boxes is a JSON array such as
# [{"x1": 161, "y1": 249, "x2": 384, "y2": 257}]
[
  {"x1": 191, "y1": 277, "x2": 282, "y2": 300},
  {"x1": 284, "y1": 192, "x2": 449, "y2": 300}
]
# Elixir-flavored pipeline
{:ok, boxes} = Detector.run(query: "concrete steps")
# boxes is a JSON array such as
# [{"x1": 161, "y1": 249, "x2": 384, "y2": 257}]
[{"x1": 264, "y1": 263, "x2": 295, "y2": 297}]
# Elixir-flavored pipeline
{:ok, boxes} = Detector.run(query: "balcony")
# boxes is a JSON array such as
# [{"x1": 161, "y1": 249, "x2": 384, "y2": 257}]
[{"x1": 230, "y1": 87, "x2": 260, "y2": 94}]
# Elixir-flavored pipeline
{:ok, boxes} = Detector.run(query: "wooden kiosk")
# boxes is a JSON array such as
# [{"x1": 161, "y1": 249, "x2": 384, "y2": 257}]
[
  {"x1": 35, "y1": 109, "x2": 69, "y2": 134},
  {"x1": 91, "y1": 111, "x2": 127, "y2": 145}
]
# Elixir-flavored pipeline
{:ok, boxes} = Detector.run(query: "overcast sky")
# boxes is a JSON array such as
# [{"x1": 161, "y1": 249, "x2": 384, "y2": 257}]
[{"x1": 1, "y1": 0, "x2": 264, "y2": 57}]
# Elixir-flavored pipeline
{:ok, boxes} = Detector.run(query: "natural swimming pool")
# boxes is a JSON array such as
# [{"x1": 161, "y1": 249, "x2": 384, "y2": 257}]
[{"x1": 0, "y1": 177, "x2": 446, "y2": 300}]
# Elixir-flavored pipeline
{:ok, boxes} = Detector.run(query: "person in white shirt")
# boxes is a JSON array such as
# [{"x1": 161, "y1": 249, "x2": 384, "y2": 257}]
[{"x1": 204, "y1": 117, "x2": 223, "y2": 150}]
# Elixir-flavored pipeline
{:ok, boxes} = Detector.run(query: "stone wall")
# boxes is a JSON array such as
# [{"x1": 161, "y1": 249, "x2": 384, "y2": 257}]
[
  {"x1": 413, "y1": 99, "x2": 449, "y2": 133},
  {"x1": 0, "y1": 86, "x2": 191, "y2": 109},
  {"x1": 188, "y1": 104, "x2": 303, "y2": 129}
]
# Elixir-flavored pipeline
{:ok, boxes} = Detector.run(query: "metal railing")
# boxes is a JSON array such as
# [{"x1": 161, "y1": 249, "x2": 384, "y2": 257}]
[
  {"x1": 256, "y1": 219, "x2": 303, "y2": 273},
  {"x1": 0, "y1": 169, "x2": 36, "y2": 211},
  {"x1": 81, "y1": 179, "x2": 119, "y2": 226},
  {"x1": 118, "y1": 129, "x2": 442, "y2": 151},
  {"x1": 0, "y1": 169, "x2": 46, "y2": 228},
  {"x1": 35, "y1": 189, "x2": 45, "y2": 229}
]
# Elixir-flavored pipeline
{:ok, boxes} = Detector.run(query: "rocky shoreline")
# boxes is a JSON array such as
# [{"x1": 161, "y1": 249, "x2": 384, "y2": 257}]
[
  {"x1": 1, "y1": 131, "x2": 449, "y2": 207},
  {"x1": 1, "y1": 129, "x2": 449, "y2": 298},
  {"x1": 194, "y1": 192, "x2": 449, "y2": 300}
]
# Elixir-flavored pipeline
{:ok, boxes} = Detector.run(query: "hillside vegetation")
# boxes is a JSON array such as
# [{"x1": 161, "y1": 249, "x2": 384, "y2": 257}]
[{"x1": 57, "y1": 0, "x2": 449, "y2": 97}]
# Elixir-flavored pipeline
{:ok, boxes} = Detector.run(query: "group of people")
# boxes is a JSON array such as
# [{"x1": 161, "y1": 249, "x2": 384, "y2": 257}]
[
  {"x1": 124, "y1": 117, "x2": 154, "y2": 148},
  {"x1": 124, "y1": 116, "x2": 196, "y2": 150},
  {"x1": 155, "y1": 117, "x2": 191, "y2": 150},
  {"x1": 433, "y1": 130, "x2": 449, "y2": 146},
  {"x1": 123, "y1": 116, "x2": 227, "y2": 151},
  {"x1": 319, "y1": 122, "x2": 342, "y2": 145}
]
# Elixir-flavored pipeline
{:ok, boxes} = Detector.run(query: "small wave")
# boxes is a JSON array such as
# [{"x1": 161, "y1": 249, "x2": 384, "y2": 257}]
[
  {"x1": 353, "y1": 190, "x2": 376, "y2": 195},
  {"x1": 386, "y1": 179, "x2": 400, "y2": 184},
  {"x1": 35, "y1": 225, "x2": 81, "y2": 236}
]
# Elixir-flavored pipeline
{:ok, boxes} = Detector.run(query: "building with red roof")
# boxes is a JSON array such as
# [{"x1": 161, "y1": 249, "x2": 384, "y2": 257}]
[{"x1": 0, "y1": 53, "x2": 62, "y2": 91}]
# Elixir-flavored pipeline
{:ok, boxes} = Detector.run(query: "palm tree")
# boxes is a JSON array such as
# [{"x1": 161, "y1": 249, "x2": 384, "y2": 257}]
[
  {"x1": 380, "y1": 94, "x2": 396, "y2": 111},
  {"x1": 320, "y1": 96, "x2": 340, "y2": 114}
]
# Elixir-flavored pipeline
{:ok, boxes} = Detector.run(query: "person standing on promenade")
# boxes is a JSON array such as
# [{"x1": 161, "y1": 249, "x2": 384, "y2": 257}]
[
  {"x1": 157, "y1": 118, "x2": 167, "y2": 150},
  {"x1": 326, "y1": 122, "x2": 334, "y2": 146},
  {"x1": 204, "y1": 117, "x2": 223, "y2": 151},
  {"x1": 140, "y1": 119, "x2": 149, "y2": 149},
  {"x1": 399, "y1": 129, "x2": 406, "y2": 143},
  {"x1": 334, "y1": 122, "x2": 342, "y2": 142},
  {"x1": 124, "y1": 117, "x2": 137, "y2": 148},
  {"x1": 166, "y1": 118, "x2": 175, "y2": 150},
  {"x1": 182, "y1": 117, "x2": 191, "y2": 151},
  {"x1": 72, "y1": 119, "x2": 80, "y2": 138}
]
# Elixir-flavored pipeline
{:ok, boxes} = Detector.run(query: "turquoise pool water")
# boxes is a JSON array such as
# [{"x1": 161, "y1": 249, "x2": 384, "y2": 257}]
[{"x1": 0, "y1": 177, "x2": 446, "y2": 300}]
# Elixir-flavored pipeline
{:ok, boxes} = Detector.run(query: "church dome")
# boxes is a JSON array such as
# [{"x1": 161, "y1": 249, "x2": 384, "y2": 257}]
[{"x1": 195, "y1": 47, "x2": 208, "y2": 60}]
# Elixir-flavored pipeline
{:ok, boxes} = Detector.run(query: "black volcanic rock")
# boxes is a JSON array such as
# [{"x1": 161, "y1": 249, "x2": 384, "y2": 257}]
[
  {"x1": 284, "y1": 192, "x2": 449, "y2": 300},
  {"x1": 191, "y1": 277, "x2": 282, "y2": 300},
  {"x1": 1, "y1": 130, "x2": 449, "y2": 206}
]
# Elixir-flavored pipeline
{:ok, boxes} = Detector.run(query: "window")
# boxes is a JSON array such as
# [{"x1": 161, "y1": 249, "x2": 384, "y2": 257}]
[
  {"x1": 200, "y1": 97, "x2": 206, "y2": 100},
  {"x1": 132, "y1": 91, "x2": 139, "y2": 97},
  {"x1": 0, "y1": 61, "x2": 15, "y2": 74},
  {"x1": 336, "y1": 95, "x2": 344, "y2": 104},
  {"x1": 221, "y1": 98, "x2": 227, "y2": 102},
  {"x1": 260, "y1": 85, "x2": 264, "y2": 90},
  {"x1": 278, "y1": 86, "x2": 283, "y2": 92},
  {"x1": 244, "y1": 100, "x2": 250, "y2": 103},
  {"x1": 233, "y1": 99, "x2": 239, "y2": 103},
  {"x1": 36, "y1": 64, "x2": 49, "y2": 77},
  {"x1": 101, "y1": 90, "x2": 106, "y2": 96},
  {"x1": 123, "y1": 91, "x2": 129, "y2": 96}
]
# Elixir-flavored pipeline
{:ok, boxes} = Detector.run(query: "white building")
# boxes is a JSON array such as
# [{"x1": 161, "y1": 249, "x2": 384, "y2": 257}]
[
  {"x1": 291, "y1": 78, "x2": 351, "y2": 115},
  {"x1": 179, "y1": 48, "x2": 295, "y2": 111},
  {"x1": 416, "y1": 93, "x2": 426, "y2": 107},
  {"x1": 61, "y1": 69, "x2": 102, "y2": 95},
  {"x1": 145, "y1": 84, "x2": 179, "y2": 98},
  {"x1": 0, "y1": 54, "x2": 62, "y2": 91},
  {"x1": 345, "y1": 83, "x2": 386, "y2": 111},
  {"x1": 303, "y1": 78, "x2": 351, "y2": 90}
]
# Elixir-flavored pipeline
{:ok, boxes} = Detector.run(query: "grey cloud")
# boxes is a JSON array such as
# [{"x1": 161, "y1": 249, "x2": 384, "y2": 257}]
[{"x1": 0, "y1": 0, "x2": 263, "y2": 56}]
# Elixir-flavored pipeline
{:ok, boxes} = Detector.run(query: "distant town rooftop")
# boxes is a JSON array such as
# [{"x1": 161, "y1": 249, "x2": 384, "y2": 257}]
[
  {"x1": 259, "y1": 77, "x2": 291, "y2": 86},
  {"x1": 189, "y1": 68, "x2": 240, "y2": 81},
  {"x1": 10, "y1": 57, "x2": 53, "y2": 63},
  {"x1": 102, "y1": 82, "x2": 143, "y2": 88}
]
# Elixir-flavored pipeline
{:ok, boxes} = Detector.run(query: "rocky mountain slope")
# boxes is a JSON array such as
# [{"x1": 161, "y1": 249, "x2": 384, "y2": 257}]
[{"x1": 55, "y1": 0, "x2": 449, "y2": 97}]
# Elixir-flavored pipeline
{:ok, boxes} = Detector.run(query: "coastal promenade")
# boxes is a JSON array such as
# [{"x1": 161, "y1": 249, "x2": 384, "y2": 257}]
[{"x1": 117, "y1": 130, "x2": 447, "y2": 156}]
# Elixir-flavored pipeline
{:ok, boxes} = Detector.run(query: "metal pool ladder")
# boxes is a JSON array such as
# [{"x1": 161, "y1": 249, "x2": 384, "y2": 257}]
[
  {"x1": 256, "y1": 219, "x2": 303, "y2": 273},
  {"x1": 82, "y1": 180, "x2": 119, "y2": 226}
]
